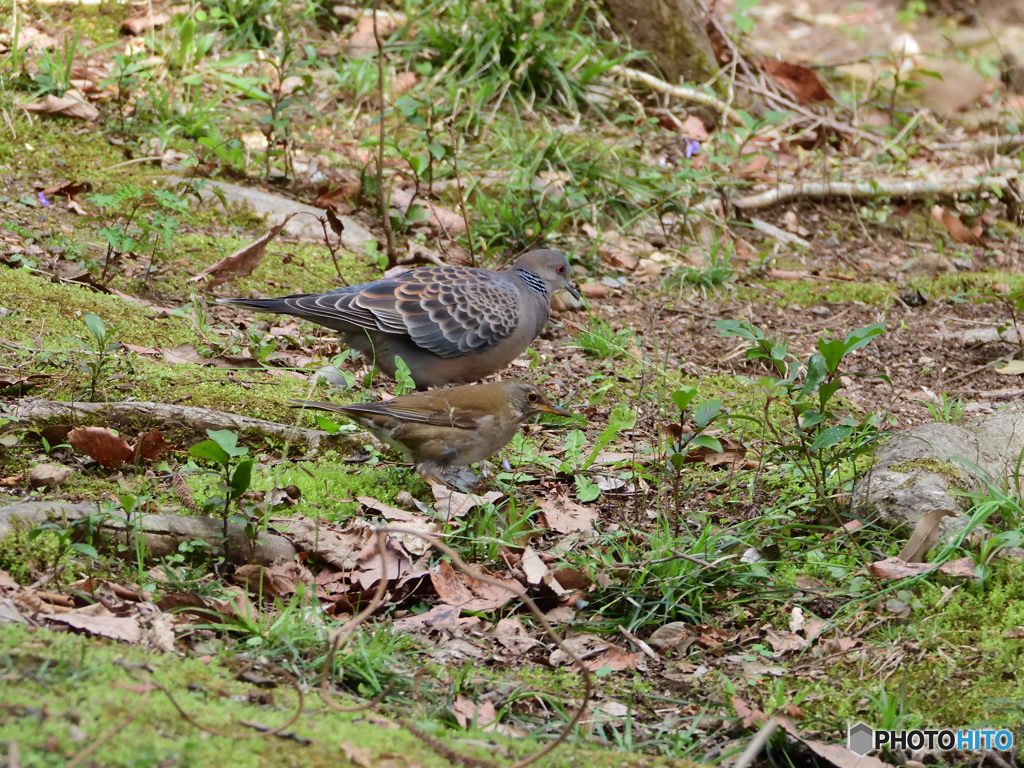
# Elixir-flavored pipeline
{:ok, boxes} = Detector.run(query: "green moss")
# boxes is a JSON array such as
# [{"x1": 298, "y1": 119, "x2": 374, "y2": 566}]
[
  {"x1": 0, "y1": 267, "x2": 201, "y2": 350},
  {"x1": 0, "y1": 116, "x2": 124, "y2": 176},
  {"x1": 794, "y1": 562, "x2": 1024, "y2": 732},
  {"x1": 887, "y1": 458, "x2": 970, "y2": 491},
  {"x1": 0, "y1": 623, "x2": 709, "y2": 768},
  {"x1": 733, "y1": 279, "x2": 894, "y2": 306}
]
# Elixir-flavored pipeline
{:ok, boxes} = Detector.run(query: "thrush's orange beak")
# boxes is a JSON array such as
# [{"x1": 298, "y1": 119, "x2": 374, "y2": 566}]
[{"x1": 537, "y1": 403, "x2": 571, "y2": 417}]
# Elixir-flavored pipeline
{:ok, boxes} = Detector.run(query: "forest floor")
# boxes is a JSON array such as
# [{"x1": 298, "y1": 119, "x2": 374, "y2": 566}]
[{"x1": 1, "y1": 0, "x2": 1024, "y2": 766}]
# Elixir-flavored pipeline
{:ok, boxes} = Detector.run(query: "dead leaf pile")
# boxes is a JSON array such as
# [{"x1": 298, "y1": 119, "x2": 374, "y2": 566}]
[{"x1": 68, "y1": 426, "x2": 172, "y2": 469}]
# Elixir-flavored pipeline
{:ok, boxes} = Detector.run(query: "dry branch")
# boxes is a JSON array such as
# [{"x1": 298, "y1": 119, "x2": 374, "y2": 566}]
[
  {"x1": 608, "y1": 64, "x2": 745, "y2": 126},
  {"x1": 694, "y1": 174, "x2": 1018, "y2": 214},
  {"x1": 11, "y1": 400, "x2": 346, "y2": 453},
  {"x1": 0, "y1": 501, "x2": 297, "y2": 565}
]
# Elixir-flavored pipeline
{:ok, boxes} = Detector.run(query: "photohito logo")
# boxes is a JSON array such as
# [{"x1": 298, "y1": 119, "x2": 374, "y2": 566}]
[{"x1": 848, "y1": 723, "x2": 1015, "y2": 756}]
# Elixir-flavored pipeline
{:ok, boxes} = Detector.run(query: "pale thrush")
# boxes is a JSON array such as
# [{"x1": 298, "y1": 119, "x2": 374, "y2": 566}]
[
  {"x1": 292, "y1": 380, "x2": 570, "y2": 485},
  {"x1": 220, "y1": 249, "x2": 579, "y2": 389}
]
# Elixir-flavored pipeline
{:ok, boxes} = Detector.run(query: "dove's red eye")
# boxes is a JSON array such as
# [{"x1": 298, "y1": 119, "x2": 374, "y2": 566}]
[{"x1": 557, "y1": 265, "x2": 565, "y2": 274}]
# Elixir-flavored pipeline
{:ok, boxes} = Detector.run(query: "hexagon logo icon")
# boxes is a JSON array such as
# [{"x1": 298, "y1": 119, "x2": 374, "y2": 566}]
[{"x1": 849, "y1": 723, "x2": 874, "y2": 756}]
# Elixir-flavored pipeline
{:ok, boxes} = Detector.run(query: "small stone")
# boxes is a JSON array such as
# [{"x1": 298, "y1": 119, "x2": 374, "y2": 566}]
[{"x1": 29, "y1": 464, "x2": 74, "y2": 490}]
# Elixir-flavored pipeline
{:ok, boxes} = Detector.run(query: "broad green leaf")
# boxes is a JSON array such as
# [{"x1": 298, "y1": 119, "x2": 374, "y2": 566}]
[
  {"x1": 230, "y1": 458, "x2": 254, "y2": 498},
  {"x1": 71, "y1": 542, "x2": 99, "y2": 559},
  {"x1": 206, "y1": 429, "x2": 247, "y2": 457},
  {"x1": 84, "y1": 314, "x2": 106, "y2": 343},
  {"x1": 801, "y1": 353, "x2": 828, "y2": 397},
  {"x1": 691, "y1": 434, "x2": 723, "y2": 453},
  {"x1": 671, "y1": 386, "x2": 697, "y2": 412},
  {"x1": 809, "y1": 425, "x2": 853, "y2": 451},
  {"x1": 189, "y1": 439, "x2": 230, "y2": 465},
  {"x1": 694, "y1": 400, "x2": 721, "y2": 429}
]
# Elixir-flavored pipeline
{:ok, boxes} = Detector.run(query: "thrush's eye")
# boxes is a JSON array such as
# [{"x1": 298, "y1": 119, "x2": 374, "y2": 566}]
[{"x1": 528, "y1": 392, "x2": 539, "y2": 403}]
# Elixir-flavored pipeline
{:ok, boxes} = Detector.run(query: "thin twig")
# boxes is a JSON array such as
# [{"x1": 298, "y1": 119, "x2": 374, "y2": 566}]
[
  {"x1": 373, "y1": 0, "x2": 398, "y2": 269},
  {"x1": 732, "y1": 716, "x2": 780, "y2": 768},
  {"x1": 445, "y1": 120, "x2": 477, "y2": 267}
]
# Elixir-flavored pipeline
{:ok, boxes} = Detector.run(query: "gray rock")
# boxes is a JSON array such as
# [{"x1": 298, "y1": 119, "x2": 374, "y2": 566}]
[
  {"x1": 168, "y1": 177, "x2": 376, "y2": 250},
  {"x1": 28, "y1": 464, "x2": 74, "y2": 490},
  {"x1": 854, "y1": 404, "x2": 1024, "y2": 544}
]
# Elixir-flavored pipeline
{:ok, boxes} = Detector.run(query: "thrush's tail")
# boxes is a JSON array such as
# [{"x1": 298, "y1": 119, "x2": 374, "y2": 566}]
[{"x1": 288, "y1": 399, "x2": 352, "y2": 415}]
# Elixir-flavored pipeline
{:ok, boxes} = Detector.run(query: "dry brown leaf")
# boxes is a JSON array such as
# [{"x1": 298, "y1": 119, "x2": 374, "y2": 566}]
[
  {"x1": 492, "y1": 616, "x2": 538, "y2": 654},
  {"x1": 897, "y1": 508, "x2": 958, "y2": 562},
  {"x1": 161, "y1": 343, "x2": 265, "y2": 369},
  {"x1": 122, "y1": 11, "x2": 171, "y2": 34},
  {"x1": 732, "y1": 696, "x2": 767, "y2": 728},
  {"x1": 273, "y1": 517, "x2": 371, "y2": 570},
  {"x1": 24, "y1": 91, "x2": 99, "y2": 121},
  {"x1": 68, "y1": 426, "x2": 134, "y2": 468},
  {"x1": 868, "y1": 556, "x2": 977, "y2": 580},
  {"x1": 765, "y1": 630, "x2": 807, "y2": 654},
  {"x1": 778, "y1": 714, "x2": 891, "y2": 768},
  {"x1": 47, "y1": 606, "x2": 142, "y2": 643},
  {"x1": 431, "y1": 485, "x2": 502, "y2": 518},
  {"x1": 233, "y1": 562, "x2": 314, "y2": 596},
  {"x1": 521, "y1": 545, "x2": 549, "y2": 585},
  {"x1": 392, "y1": 71, "x2": 418, "y2": 95},
  {"x1": 452, "y1": 696, "x2": 497, "y2": 729},
  {"x1": 191, "y1": 215, "x2": 296, "y2": 286},
  {"x1": 340, "y1": 741, "x2": 375, "y2": 768},
  {"x1": 431, "y1": 561, "x2": 522, "y2": 612},
  {"x1": 680, "y1": 114, "x2": 710, "y2": 140},
  {"x1": 134, "y1": 429, "x2": 172, "y2": 461},
  {"x1": 768, "y1": 268, "x2": 810, "y2": 280},
  {"x1": 584, "y1": 644, "x2": 641, "y2": 672},
  {"x1": 0, "y1": 472, "x2": 24, "y2": 488},
  {"x1": 580, "y1": 282, "x2": 611, "y2": 299},
  {"x1": 931, "y1": 205, "x2": 985, "y2": 246},
  {"x1": 760, "y1": 60, "x2": 832, "y2": 104},
  {"x1": 536, "y1": 494, "x2": 600, "y2": 534}
]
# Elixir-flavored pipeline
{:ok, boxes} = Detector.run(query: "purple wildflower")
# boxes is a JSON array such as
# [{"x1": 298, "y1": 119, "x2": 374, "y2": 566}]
[{"x1": 38, "y1": 192, "x2": 50, "y2": 206}]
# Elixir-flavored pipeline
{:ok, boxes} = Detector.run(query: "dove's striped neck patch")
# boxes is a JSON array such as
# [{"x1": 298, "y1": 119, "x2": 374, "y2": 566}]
[{"x1": 516, "y1": 269, "x2": 549, "y2": 297}]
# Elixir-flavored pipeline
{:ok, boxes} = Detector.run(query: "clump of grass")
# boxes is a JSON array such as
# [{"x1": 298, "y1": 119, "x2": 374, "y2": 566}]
[
  {"x1": 409, "y1": 0, "x2": 631, "y2": 115},
  {"x1": 577, "y1": 316, "x2": 637, "y2": 359}
]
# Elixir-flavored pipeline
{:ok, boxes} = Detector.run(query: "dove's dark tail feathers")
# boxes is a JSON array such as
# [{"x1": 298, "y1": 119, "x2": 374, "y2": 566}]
[{"x1": 217, "y1": 297, "x2": 295, "y2": 314}]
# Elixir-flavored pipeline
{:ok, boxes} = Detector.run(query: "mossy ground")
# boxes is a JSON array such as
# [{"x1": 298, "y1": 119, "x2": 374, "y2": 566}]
[
  {"x1": 1, "y1": 622, "x2": 710, "y2": 768},
  {"x1": 4, "y1": 0, "x2": 1024, "y2": 763}
]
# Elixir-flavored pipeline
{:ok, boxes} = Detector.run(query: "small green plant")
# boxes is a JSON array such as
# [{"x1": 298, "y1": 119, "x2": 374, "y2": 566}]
[
  {"x1": 28, "y1": 510, "x2": 105, "y2": 583},
  {"x1": 86, "y1": 185, "x2": 188, "y2": 284},
  {"x1": 66, "y1": 314, "x2": 120, "y2": 402},
  {"x1": 663, "y1": 386, "x2": 733, "y2": 535},
  {"x1": 715, "y1": 320, "x2": 888, "y2": 509},
  {"x1": 30, "y1": 32, "x2": 79, "y2": 97},
  {"x1": 392, "y1": 356, "x2": 415, "y2": 395},
  {"x1": 914, "y1": 391, "x2": 965, "y2": 423},
  {"x1": 188, "y1": 429, "x2": 257, "y2": 547},
  {"x1": 665, "y1": 241, "x2": 734, "y2": 294},
  {"x1": 732, "y1": 0, "x2": 760, "y2": 33},
  {"x1": 896, "y1": 0, "x2": 927, "y2": 25}
]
